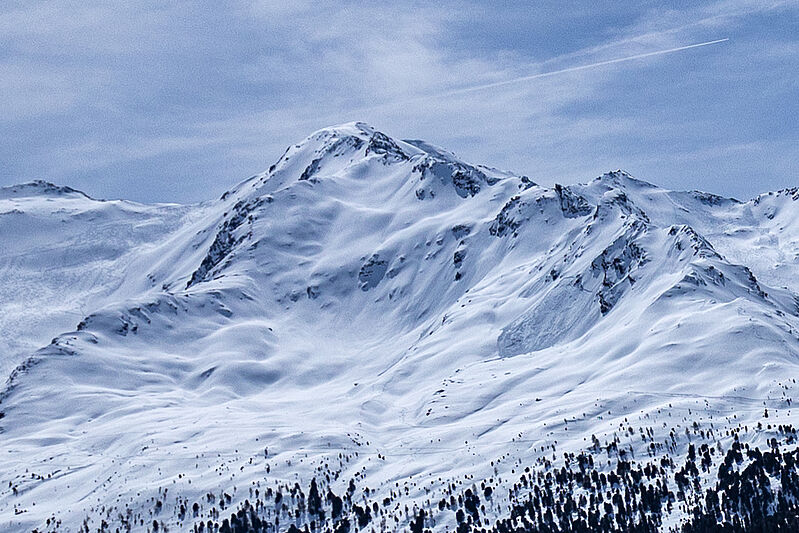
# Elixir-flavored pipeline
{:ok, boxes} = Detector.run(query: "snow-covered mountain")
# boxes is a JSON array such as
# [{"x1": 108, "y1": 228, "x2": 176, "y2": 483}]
[{"x1": 2, "y1": 122, "x2": 799, "y2": 532}]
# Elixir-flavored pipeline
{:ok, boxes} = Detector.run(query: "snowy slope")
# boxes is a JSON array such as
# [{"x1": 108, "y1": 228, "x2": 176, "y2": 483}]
[
  {"x1": 2, "y1": 123, "x2": 799, "y2": 532},
  {"x1": 0, "y1": 182, "x2": 191, "y2": 378}
]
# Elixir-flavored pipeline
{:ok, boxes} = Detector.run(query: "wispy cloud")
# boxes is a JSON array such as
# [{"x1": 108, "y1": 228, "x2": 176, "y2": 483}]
[{"x1": 0, "y1": 0, "x2": 797, "y2": 202}]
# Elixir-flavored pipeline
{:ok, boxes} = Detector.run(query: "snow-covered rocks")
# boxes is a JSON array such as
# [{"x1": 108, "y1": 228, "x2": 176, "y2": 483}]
[{"x1": 2, "y1": 123, "x2": 799, "y2": 532}]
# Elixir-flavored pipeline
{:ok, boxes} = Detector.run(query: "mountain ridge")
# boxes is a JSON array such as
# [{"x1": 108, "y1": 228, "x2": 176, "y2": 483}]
[{"x1": 2, "y1": 123, "x2": 799, "y2": 532}]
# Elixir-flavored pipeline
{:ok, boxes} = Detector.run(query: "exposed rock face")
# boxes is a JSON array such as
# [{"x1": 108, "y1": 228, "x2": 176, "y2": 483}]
[
  {"x1": 358, "y1": 254, "x2": 389, "y2": 291},
  {"x1": 489, "y1": 195, "x2": 523, "y2": 237},
  {"x1": 187, "y1": 198, "x2": 263, "y2": 288},
  {"x1": 554, "y1": 183, "x2": 593, "y2": 218}
]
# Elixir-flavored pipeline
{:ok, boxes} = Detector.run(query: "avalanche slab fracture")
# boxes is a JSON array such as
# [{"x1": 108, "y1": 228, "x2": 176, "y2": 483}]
[{"x1": 2, "y1": 122, "x2": 799, "y2": 532}]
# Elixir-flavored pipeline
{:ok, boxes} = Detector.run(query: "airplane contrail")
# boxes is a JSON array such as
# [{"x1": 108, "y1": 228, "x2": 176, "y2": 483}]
[
  {"x1": 435, "y1": 38, "x2": 730, "y2": 99},
  {"x1": 293, "y1": 37, "x2": 730, "y2": 127}
]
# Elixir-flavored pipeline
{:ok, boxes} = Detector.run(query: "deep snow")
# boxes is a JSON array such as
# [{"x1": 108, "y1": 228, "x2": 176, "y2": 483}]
[{"x1": 1, "y1": 123, "x2": 799, "y2": 532}]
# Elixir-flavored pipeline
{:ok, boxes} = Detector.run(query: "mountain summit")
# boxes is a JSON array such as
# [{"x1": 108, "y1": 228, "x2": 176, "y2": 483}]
[{"x1": 2, "y1": 124, "x2": 799, "y2": 532}]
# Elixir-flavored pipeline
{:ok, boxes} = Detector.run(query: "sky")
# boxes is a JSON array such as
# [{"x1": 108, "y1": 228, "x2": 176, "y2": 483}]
[{"x1": 1, "y1": 0, "x2": 797, "y2": 203}]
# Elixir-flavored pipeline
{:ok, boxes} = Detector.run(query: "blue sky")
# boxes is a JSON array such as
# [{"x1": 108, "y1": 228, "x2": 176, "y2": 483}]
[{"x1": 1, "y1": 1, "x2": 797, "y2": 203}]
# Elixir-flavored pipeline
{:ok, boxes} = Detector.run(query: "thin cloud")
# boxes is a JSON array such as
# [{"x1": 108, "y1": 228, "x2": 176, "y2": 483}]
[
  {"x1": 397, "y1": 38, "x2": 730, "y2": 102},
  {"x1": 252, "y1": 37, "x2": 730, "y2": 133},
  {"x1": 0, "y1": 1, "x2": 796, "y2": 203}
]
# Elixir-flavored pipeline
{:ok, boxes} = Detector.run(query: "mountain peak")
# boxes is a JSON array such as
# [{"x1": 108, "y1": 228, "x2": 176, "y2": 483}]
[
  {"x1": 250, "y1": 123, "x2": 515, "y2": 206},
  {"x1": 592, "y1": 169, "x2": 659, "y2": 190},
  {"x1": 0, "y1": 179, "x2": 91, "y2": 200},
  {"x1": 307, "y1": 120, "x2": 376, "y2": 140},
  {"x1": 262, "y1": 122, "x2": 419, "y2": 181},
  {"x1": 300, "y1": 121, "x2": 417, "y2": 159}
]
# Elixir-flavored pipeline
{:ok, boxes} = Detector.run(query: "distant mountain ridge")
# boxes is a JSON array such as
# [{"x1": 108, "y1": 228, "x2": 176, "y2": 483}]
[{"x1": 2, "y1": 122, "x2": 799, "y2": 532}]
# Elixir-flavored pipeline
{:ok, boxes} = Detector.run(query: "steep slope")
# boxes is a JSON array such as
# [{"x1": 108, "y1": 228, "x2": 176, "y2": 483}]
[
  {"x1": 0, "y1": 181, "x2": 190, "y2": 378},
  {"x1": 1, "y1": 124, "x2": 799, "y2": 532}
]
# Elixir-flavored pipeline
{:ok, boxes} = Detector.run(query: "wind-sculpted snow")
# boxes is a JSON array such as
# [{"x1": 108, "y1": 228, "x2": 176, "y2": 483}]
[{"x1": 1, "y1": 123, "x2": 799, "y2": 532}]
